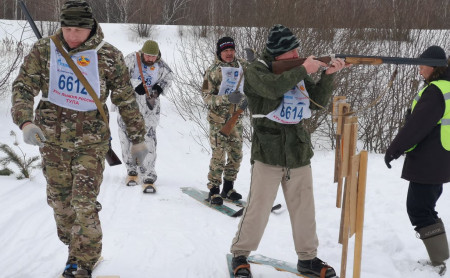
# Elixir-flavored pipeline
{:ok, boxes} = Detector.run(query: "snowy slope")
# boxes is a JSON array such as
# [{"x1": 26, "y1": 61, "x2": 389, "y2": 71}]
[{"x1": 0, "y1": 20, "x2": 449, "y2": 278}]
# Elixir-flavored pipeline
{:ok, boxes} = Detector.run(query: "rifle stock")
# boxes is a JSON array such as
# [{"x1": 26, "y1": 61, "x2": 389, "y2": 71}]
[
  {"x1": 272, "y1": 54, "x2": 447, "y2": 74},
  {"x1": 219, "y1": 108, "x2": 244, "y2": 137}
]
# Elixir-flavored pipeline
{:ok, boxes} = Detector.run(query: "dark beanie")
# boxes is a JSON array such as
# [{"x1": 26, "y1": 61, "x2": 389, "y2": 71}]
[
  {"x1": 420, "y1": 45, "x2": 446, "y2": 60},
  {"x1": 266, "y1": 24, "x2": 299, "y2": 57},
  {"x1": 60, "y1": 0, "x2": 94, "y2": 29},
  {"x1": 216, "y1": 37, "x2": 235, "y2": 57}
]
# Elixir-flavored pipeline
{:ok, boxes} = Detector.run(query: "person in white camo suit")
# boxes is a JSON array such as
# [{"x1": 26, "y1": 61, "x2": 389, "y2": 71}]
[{"x1": 117, "y1": 40, "x2": 174, "y2": 190}]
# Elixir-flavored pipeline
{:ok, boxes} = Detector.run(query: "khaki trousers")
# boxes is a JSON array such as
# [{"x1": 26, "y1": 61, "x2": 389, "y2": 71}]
[{"x1": 230, "y1": 160, "x2": 318, "y2": 260}]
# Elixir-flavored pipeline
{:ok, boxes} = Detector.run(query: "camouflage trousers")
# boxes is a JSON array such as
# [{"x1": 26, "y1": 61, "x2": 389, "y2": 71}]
[
  {"x1": 41, "y1": 142, "x2": 108, "y2": 270},
  {"x1": 117, "y1": 98, "x2": 160, "y2": 183},
  {"x1": 207, "y1": 121, "x2": 243, "y2": 189}
]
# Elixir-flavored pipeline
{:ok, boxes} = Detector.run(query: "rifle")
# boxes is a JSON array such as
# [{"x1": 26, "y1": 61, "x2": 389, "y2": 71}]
[
  {"x1": 19, "y1": 1, "x2": 42, "y2": 39},
  {"x1": 219, "y1": 49, "x2": 255, "y2": 137},
  {"x1": 219, "y1": 101, "x2": 247, "y2": 137},
  {"x1": 19, "y1": 1, "x2": 122, "y2": 166},
  {"x1": 272, "y1": 54, "x2": 448, "y2": 74}
]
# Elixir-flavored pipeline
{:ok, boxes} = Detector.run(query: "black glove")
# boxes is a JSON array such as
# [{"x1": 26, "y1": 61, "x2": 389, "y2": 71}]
[
  {"x1": 228, "y1": 90, "x2": 243, "y2": 104},
  {"x1": 135, "y1": 82, "x2": 146, "y2": 95},
  {"x1": 384, "y1": 153, "x2": 394, "y2": 169},
  {"x1": 404, "y1": 108, "x2": 412, "y2": 124},
  {"x1": 152, "y1": 83, "x2": 163, "y2": 97}
]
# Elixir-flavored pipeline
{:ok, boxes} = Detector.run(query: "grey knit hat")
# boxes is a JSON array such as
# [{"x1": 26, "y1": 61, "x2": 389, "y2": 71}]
[
  {"x1": 266, "y1": 24, "x2": 299, "y2": 57},
  {"x1": 60, "y1": 0, "x2": 94, "y2": 29}
]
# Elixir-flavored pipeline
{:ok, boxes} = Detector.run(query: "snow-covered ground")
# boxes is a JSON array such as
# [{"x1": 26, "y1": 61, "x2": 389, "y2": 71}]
[{"x1": 0, "y1": 20, "x2": 449, "y2": 278}]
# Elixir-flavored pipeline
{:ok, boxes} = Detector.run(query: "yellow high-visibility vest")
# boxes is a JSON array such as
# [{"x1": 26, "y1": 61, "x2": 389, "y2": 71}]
[{"x1": 407, "y1": 80, "x2": 450, "y2": 152}]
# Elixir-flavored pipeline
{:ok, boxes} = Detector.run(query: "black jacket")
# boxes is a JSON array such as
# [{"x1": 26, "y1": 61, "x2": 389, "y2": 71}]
[{"x1": 386, "y1": 66, "x2": 450, "y2": 184}]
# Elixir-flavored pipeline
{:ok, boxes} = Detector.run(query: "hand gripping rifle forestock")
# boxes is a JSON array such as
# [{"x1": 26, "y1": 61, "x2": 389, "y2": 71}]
[{"x1": 271, "y1": 54, "x2": 448, "y2": 74}]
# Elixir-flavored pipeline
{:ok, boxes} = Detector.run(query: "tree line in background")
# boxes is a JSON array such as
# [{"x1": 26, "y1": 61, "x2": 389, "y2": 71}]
[
  {"x1": 1, "y1": 0, "x2": 449, "y2": 29},
  {"x1": 0, "y1": 0, "x2": 449, "y2": 154}
]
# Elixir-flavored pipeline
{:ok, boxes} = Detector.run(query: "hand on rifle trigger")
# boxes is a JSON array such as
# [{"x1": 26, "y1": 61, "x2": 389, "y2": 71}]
[
  {"x1": 302, "y1": 56, "x2": 328, "y2": 74},
  {"x1": 151, "y1": 83, "x2": 163, "y2": 97},
  {"x1": 135, "y1": 82, "x2": 146, "y2": 95},
  {"x1": 130, "y1": 142, "x2": 148, "y2": 167},
  {"x1": 22, "y1": 123, "x2": 46, "y2": 147},
  {"x1": 228, "y1": 90, "x2": 243, "y2": 104},
  {"x1": 325, "y1": 58, "x2": 349, "y2": 75}
]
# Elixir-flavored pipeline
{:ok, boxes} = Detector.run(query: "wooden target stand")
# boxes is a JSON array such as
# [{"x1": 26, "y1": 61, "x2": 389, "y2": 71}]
[{"x1": 332, "y1": 96, "x2": 368, "y2": 278}]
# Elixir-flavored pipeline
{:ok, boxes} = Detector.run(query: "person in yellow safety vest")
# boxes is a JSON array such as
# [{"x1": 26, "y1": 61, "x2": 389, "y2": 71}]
[{"x1": 385, "y1": 45, "x2": 450, "y2": 276}]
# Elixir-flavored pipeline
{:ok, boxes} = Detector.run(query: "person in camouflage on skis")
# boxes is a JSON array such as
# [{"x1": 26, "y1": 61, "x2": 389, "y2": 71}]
[
  {"x1": 117, "y1": 40, "x2": 174, "y2": 193},
  {"x1": 202, "y1": 37, "x2": 248, "y2": 205},
  {"x1": 11, "y1": 1, "x2": 147, "y2": 277},
  {"x1": 229, "y1": 24, "x2": 347, "y2": 278}
]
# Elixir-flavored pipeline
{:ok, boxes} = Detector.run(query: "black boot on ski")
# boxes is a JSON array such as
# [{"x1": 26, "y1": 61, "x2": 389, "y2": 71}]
[
  {"x1": 62, "y1": 263, "x2": 77, "y2": 278},
  {"x1": 208, "y1": 186, "x2": 223, "y2": 205},
  {"x1": 232, "y1": 255, "x2": 252, "y2": 278},
  {"x1": 297, "y1": 257, "x2": 336, "y2": 278},
  {"x1": 221, "y1": 179, "x2": 242, "y2": 201}
]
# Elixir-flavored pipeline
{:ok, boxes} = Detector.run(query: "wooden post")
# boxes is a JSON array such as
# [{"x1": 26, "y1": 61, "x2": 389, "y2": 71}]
[
  {"x1": 349, "y1": 154, "x2": 360, "y2": 237},
  {"x1": 353, "y1": 150, "x2": 368, "y2": 278}
]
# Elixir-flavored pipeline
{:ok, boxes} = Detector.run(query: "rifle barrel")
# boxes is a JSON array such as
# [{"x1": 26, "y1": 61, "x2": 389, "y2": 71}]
[
  {"x1": 333, "y1": 54, "x2": 447, "y2": 67},
  {"x1": 19, "y1": 0, "x2": 42, "y2": 39}
]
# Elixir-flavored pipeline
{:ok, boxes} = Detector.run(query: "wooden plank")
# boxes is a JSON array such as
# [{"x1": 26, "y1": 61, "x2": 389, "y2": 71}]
[
  {"x1": 336, "y1": 103, "x2": 350, "y2": 135},
  {"x1": 340, "y1": 172, "x2": 352, "y2": 278},
  {"x1": 353, "y1": 151, "x2": 368, "y2": 278},
  {"x1": 340, "y1": 122, "x2": 351, "y2": 178},
  {"x1": 349, "y1": 154, "x2": 360, "y2": 237},
  {"x1": 332, "y1": 96, "x2": 346, "y2": 123}
]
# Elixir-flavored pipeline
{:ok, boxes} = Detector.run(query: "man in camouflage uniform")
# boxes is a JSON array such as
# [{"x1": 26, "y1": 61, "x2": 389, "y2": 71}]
[
  {"x1": 118, "y1": 40, "x2": 174, "y2": 193},
  {"x1": 229, "y1": 24, "x2": 348, "y2": 278},
  {"x1": 11, "y1": 1, "x2": 147, "y2": 277},
  {"x1": 202, "y1": 37, "x2": 248, "y2": 205}
]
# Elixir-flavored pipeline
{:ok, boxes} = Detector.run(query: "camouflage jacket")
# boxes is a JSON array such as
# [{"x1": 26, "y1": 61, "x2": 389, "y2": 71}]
[
  {"x1": 11, "y1": 21, "x2": 145, "y2": 149},
  {"x1": 202, "y1": 57, "x2": 247, "y2": 125},
  {"x1": 245, "y1": 50, "x2": 335, "y2": 168},
  {"x1": 124, "y1": 51, "x2": 174, "y2": 91}
]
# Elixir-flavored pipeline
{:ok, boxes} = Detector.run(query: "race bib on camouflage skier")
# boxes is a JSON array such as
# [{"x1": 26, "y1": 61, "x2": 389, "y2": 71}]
[
  {"x1": 265, "y1": 80, "x2": 312, "y2": 124},
  {"x1": 48, "y1": 41, "x2": 100, "y2": 111},
  {"x1": 130, "y1": 54, "x2": 160, "y2": 91},
  {"x1": 218, "y1": 62, "x2": 244, "y2": 95}
]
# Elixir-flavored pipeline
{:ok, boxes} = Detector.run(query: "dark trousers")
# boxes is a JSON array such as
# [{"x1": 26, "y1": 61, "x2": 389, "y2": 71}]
[{"x1": 407, "y1": 181, "x2": 443, "y2": 230}]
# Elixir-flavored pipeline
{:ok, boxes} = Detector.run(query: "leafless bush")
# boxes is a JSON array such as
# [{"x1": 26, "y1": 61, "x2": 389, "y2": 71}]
[
  {"x1": 170, "y1": 25, "x2": 449, "y2": 153},
  {"x1": 0, "y1": 27, "x2": 29, "y2": 100},
  {"x1": 129, "y1": 23, "x2": 154, "y2": 38}
]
